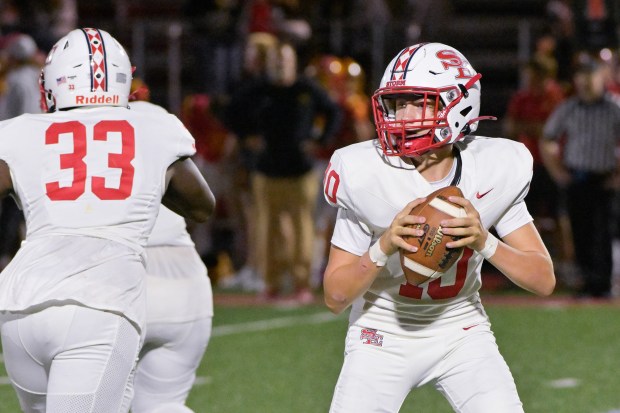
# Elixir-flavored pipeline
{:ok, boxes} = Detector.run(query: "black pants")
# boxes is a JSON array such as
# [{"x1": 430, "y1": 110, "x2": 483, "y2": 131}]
[{"x1": 566, "y1": 171, "x2": 613, "y2": 296}]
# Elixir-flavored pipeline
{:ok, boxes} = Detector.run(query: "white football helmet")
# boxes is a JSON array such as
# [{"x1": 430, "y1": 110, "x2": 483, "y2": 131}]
[
  {"x1": 40, "y1": 28, "x2": 132, "y2": 112},
  {"x1": 372, "y1": 42, "x2": 494, "y2": 157}
]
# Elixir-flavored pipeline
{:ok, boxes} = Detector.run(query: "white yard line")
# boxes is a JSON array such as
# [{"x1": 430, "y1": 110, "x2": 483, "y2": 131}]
[
  {"x1": 546, "y1": 377, "x2": 581, "y2": 388},
  {"x1": 212, "y1": 311, "x2": 342, "y2": 337}
]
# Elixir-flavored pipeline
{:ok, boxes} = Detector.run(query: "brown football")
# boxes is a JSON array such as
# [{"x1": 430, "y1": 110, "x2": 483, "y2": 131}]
[{"x1": 400, "y1": 186, "x2": 466, "y2": 285}]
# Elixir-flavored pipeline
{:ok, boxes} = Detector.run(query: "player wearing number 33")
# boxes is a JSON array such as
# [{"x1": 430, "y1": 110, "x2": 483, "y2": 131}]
[
  {"x1": 0, "y1": 28, "x2": 215, "y2": 413},
  {"x1": 323, "y1": 42, "x2": 555, "y2": 413}
]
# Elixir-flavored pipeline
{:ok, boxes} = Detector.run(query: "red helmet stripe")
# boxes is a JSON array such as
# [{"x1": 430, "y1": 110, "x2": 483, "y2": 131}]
[{"x1": 81, "y1": 28, "x2": 108, "y2": 92}]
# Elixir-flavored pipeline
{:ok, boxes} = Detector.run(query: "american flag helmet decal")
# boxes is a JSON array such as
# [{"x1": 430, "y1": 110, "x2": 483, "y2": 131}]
[{"x1": 81, "y1": 28, "x2": 107, "y2": 92}]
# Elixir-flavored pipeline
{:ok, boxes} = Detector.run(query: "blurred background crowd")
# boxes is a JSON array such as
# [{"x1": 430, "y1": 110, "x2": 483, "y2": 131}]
[{"x1": 1, "y1": 0, "x2": 620, "y2": 302}]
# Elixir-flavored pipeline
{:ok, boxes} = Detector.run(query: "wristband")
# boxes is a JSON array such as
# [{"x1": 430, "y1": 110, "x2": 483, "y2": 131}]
[
  {"x1": 368, "y1": 241, "x2": 388, "y2": 267},
  {"x1": 479, "y1": 232, "x2": 499, "y2": 259}
]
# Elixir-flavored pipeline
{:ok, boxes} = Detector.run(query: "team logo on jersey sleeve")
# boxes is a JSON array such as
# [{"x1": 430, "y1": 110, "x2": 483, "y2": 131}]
[{"x1": 360, "y1": 328, "x2": 384, "y2": 347}]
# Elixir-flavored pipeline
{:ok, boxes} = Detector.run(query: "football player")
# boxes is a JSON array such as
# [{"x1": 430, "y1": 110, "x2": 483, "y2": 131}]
[
  {"x1": 322, "y1": 43, "x2": 555, "y2": 412},
  {"x1": 129, "y1": 99, "x2": 213, "y2": 413},
  {"x1": 0, "y1": 28, "x2": 215, "y2": 413}
]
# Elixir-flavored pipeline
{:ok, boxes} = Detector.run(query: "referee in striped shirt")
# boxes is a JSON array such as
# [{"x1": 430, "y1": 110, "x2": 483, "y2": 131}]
[{"x1": 540, "y1": 55, "x2": 620, "y2": 298}]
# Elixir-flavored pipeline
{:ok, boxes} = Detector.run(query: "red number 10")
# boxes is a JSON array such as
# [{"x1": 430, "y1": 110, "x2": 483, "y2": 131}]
[
  {"x1": 399, "y1": 248, "x2": 474, "y2": 299},
  {"x1": 45, "y1": 120, "x2": 135, "y2": 201}
]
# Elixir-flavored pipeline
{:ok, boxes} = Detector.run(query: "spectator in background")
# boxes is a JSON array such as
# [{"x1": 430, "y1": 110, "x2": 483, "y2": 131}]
[
  {"x1": 225, "y1": 40, "x2": 341, "y2": 303},
  {"x1": 532, "y1": 31, "x2": 560, "y2": 86},
  {"x1": 0, "y1": 33, "x2": 42, "y2": 119},
  {"x1": 219, "y1": 32, "x2": 279, "y2": 293},
  {"x1": 504, "y1": 59, "x2": 566, "y2": 260},
  {"x1": 0, "y1": 33, "x2": 42, "y2": 270},
  {"x1": 541, "y1": 55, "x2": 620, "y2": 298},
  {"x1": 305, "y1": 54, "x2": 373, "y2": 286}
]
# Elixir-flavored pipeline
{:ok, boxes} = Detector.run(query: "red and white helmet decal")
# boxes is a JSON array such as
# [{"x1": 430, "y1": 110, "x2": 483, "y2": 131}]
[
  {"x1": 388, "y1": 43, "x2": 427, "y2": 82},
  {"x1": 82, "y1": 28, "x2": 107, "y2": 92}
]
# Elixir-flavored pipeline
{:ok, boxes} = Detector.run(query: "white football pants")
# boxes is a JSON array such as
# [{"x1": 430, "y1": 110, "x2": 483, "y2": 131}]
[
  {"x1": 131, "y1": 317, "x2": 212, "y2": 413},
  {"x1": 1, "y1": 305, "x2": 141, "y2": 413},
  {"x1": 329, "y1": 324, "x2": 524, "y2": 413}
]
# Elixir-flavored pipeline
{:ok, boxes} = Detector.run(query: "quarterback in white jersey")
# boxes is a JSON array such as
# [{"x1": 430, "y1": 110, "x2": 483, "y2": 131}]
[
  {"x1": 129, "y1": 100, "x2": 213, "y2": 413},
  {"x1": 0, "y1": 29, "x2": 215, "y2": 413},
  {"x1": 323, "y1": 43, "x2": 555, "y2": 413}
]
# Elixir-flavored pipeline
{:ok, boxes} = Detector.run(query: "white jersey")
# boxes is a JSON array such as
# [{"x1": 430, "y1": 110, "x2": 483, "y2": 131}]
[
  {"x1": 144, "y1": 206, "x2": 212, "y2": 322},
  {"x1": 130, "y1": 101, "x2": 194, "y2": 248},
  {"x1": 129, "y1": 101, "x2": 210, "y2": 323},
  {"x1": 0, "y1": 106, "x2": 195, "y2": 328},
  {"x1": 147, "y1": 205, "x2": 194, "y2": 247},
  {"x1": 325, "y1": 137, "x2": 533, "y2": 333}
]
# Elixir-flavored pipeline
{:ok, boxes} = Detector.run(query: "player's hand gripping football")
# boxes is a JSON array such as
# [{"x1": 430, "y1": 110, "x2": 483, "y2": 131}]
[
  {"x1": 437, "y1": 195, "x2": 488, "y2": 252},
  {"x1": 377, "y1": 198, "x2": 429, "y2": 256}
]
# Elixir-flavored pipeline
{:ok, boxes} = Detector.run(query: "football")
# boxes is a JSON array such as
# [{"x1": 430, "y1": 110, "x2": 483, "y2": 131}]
[{"x1": 400, "y1": 186, "x2": 466, "y2": 285}]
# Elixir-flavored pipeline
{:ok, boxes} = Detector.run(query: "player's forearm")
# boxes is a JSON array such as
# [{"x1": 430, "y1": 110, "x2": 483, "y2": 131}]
[
  {"x1": 540, "y1": 140, "x2": 569, "y2": 184},
  {"x1": 486, "y1": 242, "x2": 555, "y2": 296},
  {"x1": 323, "y1": 251, "x2": 381, "y2": 314},
  {"x1": 0, "y1": 160, "x2": 13, "y2": 198}
]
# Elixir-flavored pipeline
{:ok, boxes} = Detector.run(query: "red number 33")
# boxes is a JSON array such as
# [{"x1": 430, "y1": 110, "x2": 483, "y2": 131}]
[{"x1": 45, "y1": 120, "x2": 135, "y2": 201}]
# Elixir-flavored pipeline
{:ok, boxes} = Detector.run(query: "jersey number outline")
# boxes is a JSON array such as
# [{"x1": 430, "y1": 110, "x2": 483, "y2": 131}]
[
  {"x1": 324, "y1": 162, "x2": 339, "y2": 203},
  {"x1": 45, "y1": 120, "x2": 135, "y2": 201},
  {"x1": 399, "y1": 248, "x2": 473, "y2": 299}
]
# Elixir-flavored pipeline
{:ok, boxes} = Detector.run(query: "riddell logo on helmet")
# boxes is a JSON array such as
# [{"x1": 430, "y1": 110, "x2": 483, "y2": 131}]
[
  {"x1": 75, "y1": 95, "x2": 120, "y2": 104},
  {"x1": 386, "y1": 80, "x2": 406, "y2": 87}
]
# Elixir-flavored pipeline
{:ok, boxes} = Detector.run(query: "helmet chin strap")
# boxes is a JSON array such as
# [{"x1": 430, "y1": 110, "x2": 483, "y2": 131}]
[
  {"x1": 468, "y1": 115, "x2": 497, "y2": 124},
  {"x1": 462, "y1": 115, "x2": 497, "y2": 136}
]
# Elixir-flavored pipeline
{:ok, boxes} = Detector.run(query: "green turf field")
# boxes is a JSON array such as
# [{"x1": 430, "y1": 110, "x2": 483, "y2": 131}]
[{"x1": 0, "y1": 296, "x2": 619, "y2": 412}]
